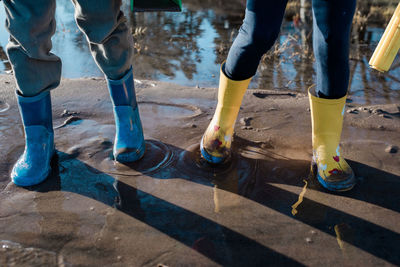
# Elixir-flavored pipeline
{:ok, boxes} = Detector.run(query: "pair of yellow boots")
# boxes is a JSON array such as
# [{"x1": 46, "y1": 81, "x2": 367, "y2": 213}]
[{"x1": 200, "y1": 65, "x2": 356, "y2": 192}]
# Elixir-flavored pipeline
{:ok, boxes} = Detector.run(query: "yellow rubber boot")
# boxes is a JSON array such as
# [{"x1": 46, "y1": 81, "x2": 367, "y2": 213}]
[
  {"x1": 200, "y1": 65, "x2": 251, "y2": 164},
  {"x1": 309, "y1": 91, "x2": 356, "y2": 191}
]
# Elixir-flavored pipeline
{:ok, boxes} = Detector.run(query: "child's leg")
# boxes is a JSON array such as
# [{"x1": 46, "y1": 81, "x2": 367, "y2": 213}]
[
  {"x1": 310, "y1": 0, "x2": 357, "y2": 191},
  {"x1": 201, "y1": 0, "x2": 288, "y2": 163},
  {"x1": 4, "y1": 0, "x2": 61, "y2": 97},
  {"x1": 3, "y1": 0, "x2": 57, "y2": 186},
  {"x1": 72, "y1": 0, "x2": 145, "y2": 162}
]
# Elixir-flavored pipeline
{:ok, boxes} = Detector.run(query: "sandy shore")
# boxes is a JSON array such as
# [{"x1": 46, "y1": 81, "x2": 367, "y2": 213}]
[{"x1": 0, "y1": 73, "x2": 399, "y2": 266}]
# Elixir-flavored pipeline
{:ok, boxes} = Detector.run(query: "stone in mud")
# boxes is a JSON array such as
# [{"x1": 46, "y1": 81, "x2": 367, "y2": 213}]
[
  {"x1": 61, "y1": 109, "x2": 80, "y2": 117},
  {"x1": 240, "y1": 117, "x2": 253, "y2": 126},
  {"x1": 358, "y1": 107, "x2": 370, "y2": 112},
  {"x1": 260, "y1": 142, "x2": 274, "y2": 149},
  {"x1": 347, "y1": 109, "x2": 359, "y2": 114},
  {"x1": 385, "y1": 145, "x2": 398, "y2": 154},
  {"x1": 372, "y1": 108, "x2": 384, "y2": 115},
  {"x1": 380, "y1": 114, "x2": 392, "y2": 119}
]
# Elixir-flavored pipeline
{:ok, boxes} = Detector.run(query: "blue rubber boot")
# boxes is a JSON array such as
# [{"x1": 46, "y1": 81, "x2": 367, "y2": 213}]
[
  {"x1": 11, "y1": 91, "x2": 55, "y2": 186},
  {"x1": 107, "y1": 67, "x2": 145, "y2": 163}
]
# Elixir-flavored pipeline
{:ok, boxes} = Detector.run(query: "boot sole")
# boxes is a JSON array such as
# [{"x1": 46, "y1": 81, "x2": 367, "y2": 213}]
[{"x1": 316, "y1": 169, "x2": 356, "y2": 192}]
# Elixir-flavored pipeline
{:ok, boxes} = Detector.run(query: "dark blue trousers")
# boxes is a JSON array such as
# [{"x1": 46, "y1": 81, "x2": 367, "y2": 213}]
[{"x1": 225, "y1": 0, "x2": 356, "y2": 98}]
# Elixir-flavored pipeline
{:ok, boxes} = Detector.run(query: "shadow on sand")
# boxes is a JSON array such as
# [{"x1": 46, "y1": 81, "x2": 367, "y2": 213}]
[{"x1": 28, "y1": 136, "x2": 400, "y2": 266}]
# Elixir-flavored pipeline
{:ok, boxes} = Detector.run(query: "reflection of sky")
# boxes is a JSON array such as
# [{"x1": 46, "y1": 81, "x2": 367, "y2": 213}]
[
  {"x1": 0, "y1": 1, "x2": 102, "y2": 77},
  {"x1": 0, "y1": 6, "x2": 9, "y2": 73},
  {"x1": 54, "y1": 2, "x2": 103, "y2": 78},
  {"x1": 0, "y1": 1, "x2": 399, "y2": 104},
  {"x1": 171, "y1": 17, "x2": 220, "y2": 87}
]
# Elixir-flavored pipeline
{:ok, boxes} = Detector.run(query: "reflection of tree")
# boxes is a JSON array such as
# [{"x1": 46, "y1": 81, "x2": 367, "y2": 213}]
[
  {"x1": 209, "y1": 2, "x2": 245, "y2": 64},
  {"x1": 129, "y1": 9, "x2": 205, "y2": 80},
  {"x1": 56, "y1": 0, "x2": 88, "y2": 53},
  {"x1": 1, "y1": 0, "x2": 397, "y2": 102},
  {"x1": 0, "y1": 45, "x2": 11, "y2": 71},
  {"x1": 127, "y1": 0, "x2": 247, "y2": 80}
]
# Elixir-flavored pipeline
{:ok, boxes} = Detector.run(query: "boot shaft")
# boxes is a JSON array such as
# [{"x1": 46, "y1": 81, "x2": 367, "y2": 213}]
[
  {"x1": 308, "y1": 90, "x2": 346, "y2": 148},
  {"x1": 107, "y1": 67, "x2": 137, "y2": 108},
  {"x1": 17, "y1": 90, "x2": 53, "y2": 134}
]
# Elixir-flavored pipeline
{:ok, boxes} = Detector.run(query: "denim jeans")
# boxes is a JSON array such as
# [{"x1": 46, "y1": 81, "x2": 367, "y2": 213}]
[
  {"x1": 225, "y1": 0, "x2": 356, "y2": 98},
  {"x1": 2, "y1": 0, "x2": 133, "y2": 96}
]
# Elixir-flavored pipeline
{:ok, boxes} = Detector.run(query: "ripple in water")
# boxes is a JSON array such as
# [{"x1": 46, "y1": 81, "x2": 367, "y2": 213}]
[
  {"x1": 100, "y1": 139, "x2": 174, "y2": 176},
  {"x1": 0, "y1": 240, "x2": 66, "y2": 266},
  {"x1": 177, "y1": 143, "x2": 258, "y2": 184}
]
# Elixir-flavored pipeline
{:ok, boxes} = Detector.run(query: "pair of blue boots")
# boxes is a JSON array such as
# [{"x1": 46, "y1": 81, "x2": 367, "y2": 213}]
[{"x1": 11, "y1": 68, "x2": 145, "y2": 187}]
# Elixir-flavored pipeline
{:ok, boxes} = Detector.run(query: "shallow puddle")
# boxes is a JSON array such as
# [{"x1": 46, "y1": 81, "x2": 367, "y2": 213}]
[{"x1": 0, "y1": 1, "x2": 399, "y2": 104}]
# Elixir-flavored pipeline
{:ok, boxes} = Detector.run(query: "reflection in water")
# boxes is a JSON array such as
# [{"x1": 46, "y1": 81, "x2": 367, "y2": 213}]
[
  {"x1": 291, "y1": 179, "x2": 308, "y2": 216},
  {"x1": 0, "y1": 0, "x2": 399, "y2": 104}
]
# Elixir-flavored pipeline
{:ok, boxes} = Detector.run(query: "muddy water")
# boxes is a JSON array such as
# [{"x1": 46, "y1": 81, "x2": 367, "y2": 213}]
[{"x1": 0, "y1": 0, "x2": 399, "y2": 104}]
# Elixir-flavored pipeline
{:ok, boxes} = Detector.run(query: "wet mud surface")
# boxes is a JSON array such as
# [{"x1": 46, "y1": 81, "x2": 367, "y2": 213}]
[{"x1": 0, "y1": 75, "x2": 399, "y2": 266}]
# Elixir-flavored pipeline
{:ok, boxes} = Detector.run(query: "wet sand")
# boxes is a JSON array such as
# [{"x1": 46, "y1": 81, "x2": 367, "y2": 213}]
[{"x1": 0, "y1": 73, "x2": 399, "y2": 266}]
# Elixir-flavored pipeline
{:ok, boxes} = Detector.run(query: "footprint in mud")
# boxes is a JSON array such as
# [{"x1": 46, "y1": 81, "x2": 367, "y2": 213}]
[{"x1": 139, "y1": 101, "x2": 202, "y2": 127}]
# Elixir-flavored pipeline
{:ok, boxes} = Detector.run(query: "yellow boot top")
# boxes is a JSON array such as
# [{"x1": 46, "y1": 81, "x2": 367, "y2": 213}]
[
  {"x1": 201, "y1": 64, "x2": 251, "y2": 163},
  {"x1": 308, "y1": 90, "x2": 356, "y2": 191}
]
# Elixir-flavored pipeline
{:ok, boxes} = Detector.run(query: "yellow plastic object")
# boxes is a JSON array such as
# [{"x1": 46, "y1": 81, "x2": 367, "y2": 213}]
[
  {"x1": 369, "y1": 2, "x2": 400, "y2": 72},
  {"x1": 201, "y1": 65, "x2": 251, "y2": 161},
  {"x1": 308, "y1": 91, "x2": 355, "y2": 191}
]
